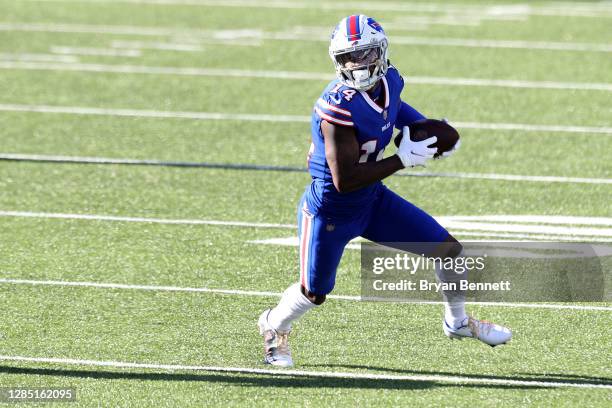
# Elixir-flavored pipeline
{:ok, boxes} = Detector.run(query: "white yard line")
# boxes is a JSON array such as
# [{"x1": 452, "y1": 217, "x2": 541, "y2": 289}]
[
  {"x1": 0, "y1": 278, "x2": 610, "y2": 311},
  {"x1": 0, "y1": 103, "x2": 610, "y2": 134},
  {"x1": 274, "y1": 28, "x2": 612, "y2": 52},
  {"x1": 0, "y1": 61, "x2": 332, "y2": 81},
  {"x1": 50, "y1": 46, "x2": 141, "y2": 57},
  {"x1": 1, "y1": 22, "x2": 611, "y2": 53},
  {"x1": 447, "y1": 215, "x2": 612, "y2": 227},
  {"x1": 19, "y1": 0, "x2": 612, "y2": 18},
  {"x1": 441, "y1": 221, "x2": 612, "y2": 237},
  {"x1": 2, "y1": 153, "x2": 610, "y2": 185},
  {"x1": 525, "y1": 3, "x2": 612, "y2": 18},
  {"x1": 0, "y1": 22, "x2": 182, "y2": 36},
  {"x1": 436, "y1": 216, "x2": 612, "y2": 238},
  {"x1": 386, "y1": 36, "x2": 612, "y2": 52},
  {"x1": 5, "y1": 209, "x2": 601, "y2": 241},
  {"x1": 1, "y1": 208, "x2": 611, "y2": 242},
  {"x1": 451, "y1": 121, "x2": 612, "y2": 135},
  {"x1": 112, "y1": 39, "x2": 262, "y2": 49},
  {"x1": 111, "y1": 40, "x2": 205, "y2": 51},
  {"x1": 433, "y1": 231, "x2": 612, "y2": 242},
  {"x1": 2, "y1": 211, "x2": 612, "y2": 237},
  {"x1": 0, "y1": 210, "x2": 295, "y2": 229},
  {"x1": 0, "y1": 278, "x2": 288, "y2": 298},
  {"x1": 406, "y1": 76, "x2": 612, "y2": 92},
  {"x1": 1, "y1": 61, "x2": 612, "y2": 92},
  {"x1": 252, "y1": 231, "x2": 612, "y2": 244},
  {"x1": 1, "y1": 354, "x2": 610, "y2": 389},
  {"x1": 2, "y1": 207, "x2": 611, "y2": 243},
  {"x1": 405, "y1": 171, "x2": 612, "y2": 184},
  {"x1": 0, "y1": 103, "x2": 307, "y2": 123},
  {"x1": 251, "y1": 236, "x2": 362, "y2": 250},
  {"x1": 0, "y1": 52, "x2": 78, "y2": 63},
  {"x1": 384, "y1": 14, "x2": 529, "y2": 29}
]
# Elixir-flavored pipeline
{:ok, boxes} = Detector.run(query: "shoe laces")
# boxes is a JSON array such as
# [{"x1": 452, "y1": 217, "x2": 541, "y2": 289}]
[{"x1": 469, "y1": 317, "x2": 494, "y2": 338}]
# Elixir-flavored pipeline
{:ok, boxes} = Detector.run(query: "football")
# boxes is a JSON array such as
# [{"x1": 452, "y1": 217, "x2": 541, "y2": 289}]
[{"x1": 394, "y1": 119, "x2": 460, "y2": 158}]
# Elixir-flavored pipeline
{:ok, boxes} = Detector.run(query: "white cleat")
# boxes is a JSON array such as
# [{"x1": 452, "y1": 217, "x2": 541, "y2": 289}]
[
  {"x1": 444, "y1": 316, "x2": 512, "y2": 347},
  {"x1": 257, "y1": 309, "x2": 293, "y2": 367}
]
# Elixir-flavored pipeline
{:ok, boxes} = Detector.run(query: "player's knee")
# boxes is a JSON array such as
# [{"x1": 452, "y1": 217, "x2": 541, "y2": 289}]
[
  {"x1": 301, "y1": 285, "x2": 327, "y2": 305},
  {"x1": 310, "y1": 293, "x2": 327, "y2": 305}
]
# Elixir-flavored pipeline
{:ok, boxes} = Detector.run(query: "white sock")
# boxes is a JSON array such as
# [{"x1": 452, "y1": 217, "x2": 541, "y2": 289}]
[
  {"x1": 267, "y1": 282, "x2": 317, "y2": 331},
  {"x1": 442, "y1": 291, "x2": 467, "y2": 329},
  {"x1": 436, "y1": 252, "x2": 468, "y2": 329}
]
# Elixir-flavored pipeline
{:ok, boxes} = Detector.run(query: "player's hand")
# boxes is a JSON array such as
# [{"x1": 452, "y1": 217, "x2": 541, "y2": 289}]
[{"x1": 396, "y1": 126, "x2": 437, "y2": 168}]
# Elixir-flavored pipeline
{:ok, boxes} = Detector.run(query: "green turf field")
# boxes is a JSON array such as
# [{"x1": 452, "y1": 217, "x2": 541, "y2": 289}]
[{"x1": 0, "y1": 0, "x2": 611, "y2": 406}]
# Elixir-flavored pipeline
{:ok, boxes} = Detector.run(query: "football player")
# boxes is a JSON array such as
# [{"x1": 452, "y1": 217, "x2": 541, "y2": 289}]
[{"x1": 258, "y1": 15, "x2": 512, "y2": 367}]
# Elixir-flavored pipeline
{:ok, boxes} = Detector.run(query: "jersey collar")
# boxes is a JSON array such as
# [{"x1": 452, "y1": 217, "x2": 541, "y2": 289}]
[{"x1": 359, "y1": 76, "x2": 389, "y2": 114}]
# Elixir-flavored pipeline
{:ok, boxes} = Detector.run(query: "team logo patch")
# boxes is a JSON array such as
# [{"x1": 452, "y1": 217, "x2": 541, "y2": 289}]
[{"x1": 367, "y1": 17, "x2": 384, "y2": 33}]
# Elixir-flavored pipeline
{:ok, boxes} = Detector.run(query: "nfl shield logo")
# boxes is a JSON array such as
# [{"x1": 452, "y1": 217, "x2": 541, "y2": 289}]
[{"x1": 383, "y1": 110, "x2": 388, "y2": 120}]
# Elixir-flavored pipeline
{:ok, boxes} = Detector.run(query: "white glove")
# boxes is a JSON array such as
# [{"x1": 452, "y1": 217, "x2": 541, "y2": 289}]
[
  {"x1": 396, "y1": 126, "x2": 437, "y2": 168},
  {"x1": 439, "y1": 139, "x2": 461, "y2": 159}
]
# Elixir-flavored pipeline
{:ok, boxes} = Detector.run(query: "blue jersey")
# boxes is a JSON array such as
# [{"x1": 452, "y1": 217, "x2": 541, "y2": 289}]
[{"x1": 305, "y1": 65, "x2": 424, "y2": 219}]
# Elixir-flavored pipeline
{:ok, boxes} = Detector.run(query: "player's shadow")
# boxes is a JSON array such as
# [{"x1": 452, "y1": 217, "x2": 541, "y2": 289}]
[
  {"x1": 0, "y1": 365, "x2": 554, "y2": 390},
  {"x1": 303, "y1": 364, "x2": 612, "y2": 387}
]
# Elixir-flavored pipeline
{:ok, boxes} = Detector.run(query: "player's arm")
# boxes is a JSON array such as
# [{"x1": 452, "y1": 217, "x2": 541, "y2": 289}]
[
  {"x1": 322, "y1": 120, "x2": 403, "y2": 193},
  {"x1": 395, "y1": 101, "x2": 426, "y2": 129}
]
